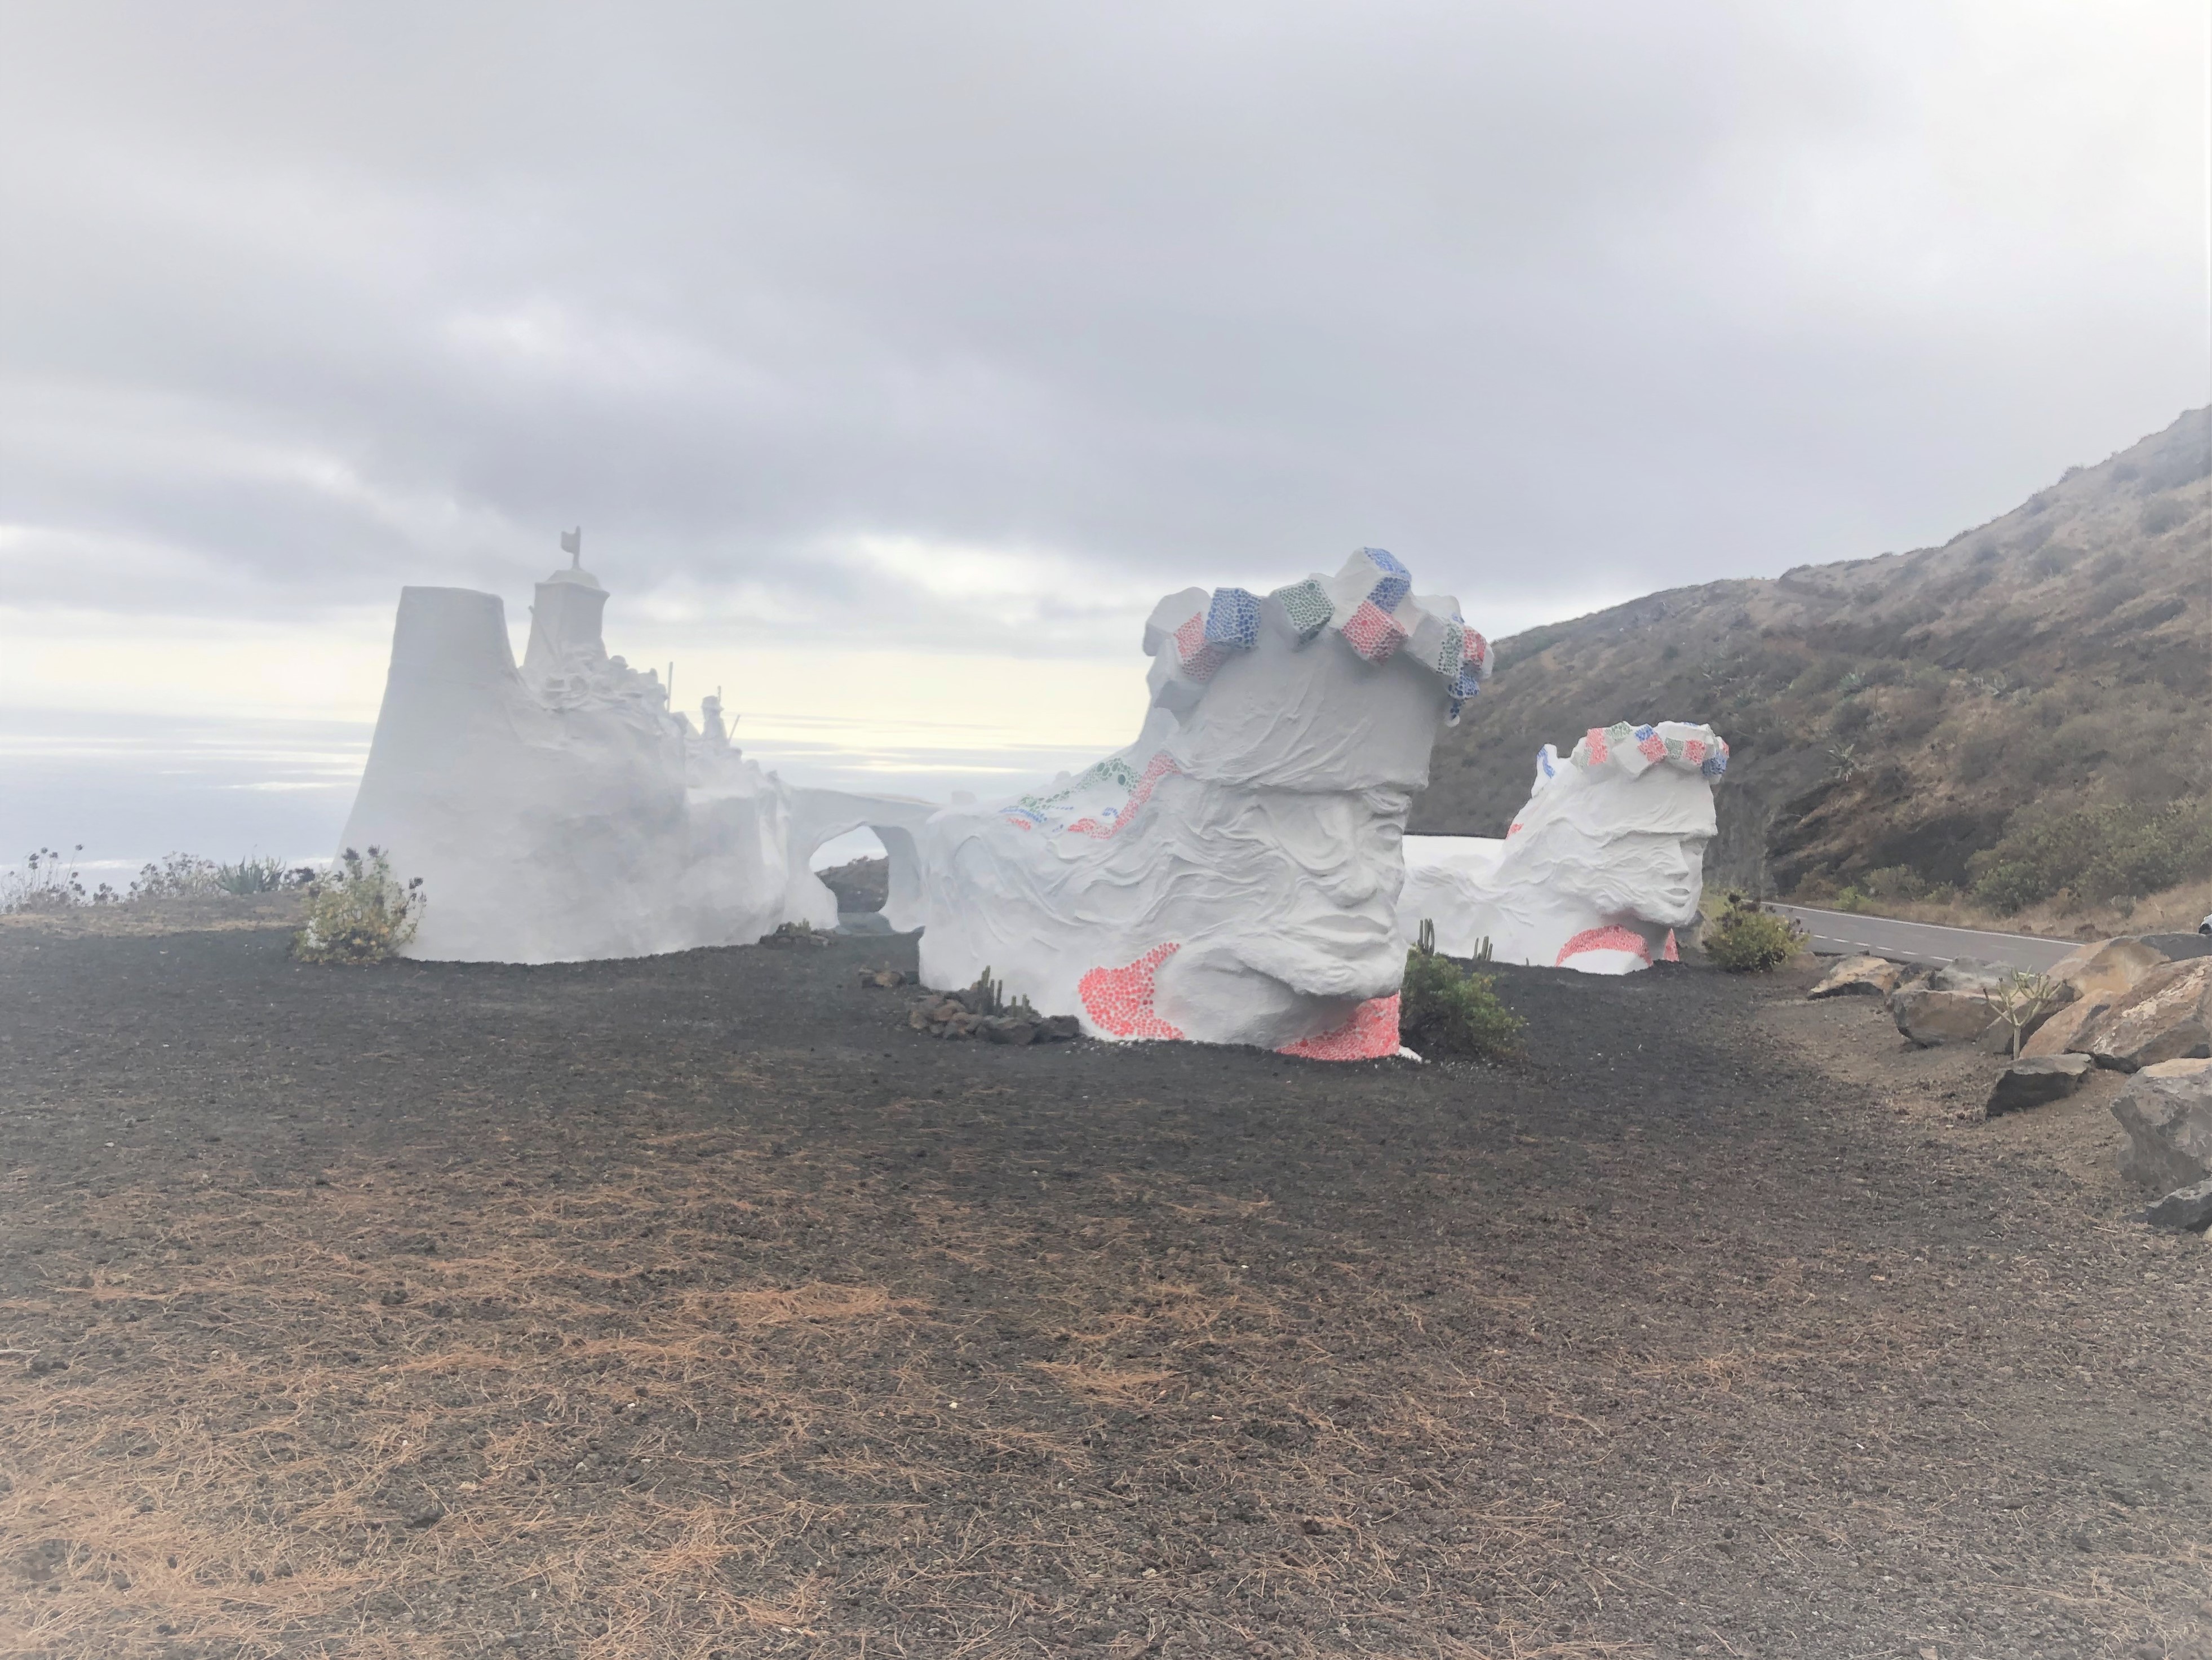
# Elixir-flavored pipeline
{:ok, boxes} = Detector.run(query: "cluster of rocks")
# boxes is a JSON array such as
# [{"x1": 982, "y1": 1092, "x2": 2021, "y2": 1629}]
[
  {"x1": 1810, "y1": 933, "x2": 2212, "y2": 1228},
  {"x1": 907, "y1": 984, "x2": 1081, "y2": 1045}
]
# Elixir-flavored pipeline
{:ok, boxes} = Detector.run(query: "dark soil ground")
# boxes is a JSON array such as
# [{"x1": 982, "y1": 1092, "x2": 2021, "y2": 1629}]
[{"x1": 2, "y1": 921, "x2": 2209, "y2": 1660}]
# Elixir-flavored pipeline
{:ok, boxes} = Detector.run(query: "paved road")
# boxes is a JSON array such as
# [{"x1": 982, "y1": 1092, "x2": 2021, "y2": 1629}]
[{"x1": 1770, "y1": 904, "x2": 2079, "y2": 973}]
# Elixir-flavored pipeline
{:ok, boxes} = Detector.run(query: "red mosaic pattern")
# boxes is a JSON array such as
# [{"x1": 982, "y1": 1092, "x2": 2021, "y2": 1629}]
[
  {"x1": 1172, "y1": 613, "x2": 1229, "y2": 682},
  {"x1": 1339, "y1": 600, "x2": 1408, "y2": 663},
  {"x1": 1582, "y1": 727, "x2": 1610, "y2": 765},
  {"x1": 1506, "y1": 820, "x2": 1524, "y2": 836},
  {"x1": 1554, "y1": 925, "x2": 1650, "y2": 967},
  {"x1": 1079, "y1": 943, "x2": 1185, "y2": 1039},
  {"x1": 1681, "y1": 738, "x2": 1707, "y2": 766},
  {"x1": 1462, "y1": 630, "x2": 1487, "y2": 666},
  {"x1": 1637, "y1": 729, "x2": 1668, "y2": 763},
  {"x1": 1070, "y1": 753, "x2": 1182, "y2": 840},
  {"x1": 1662, "y1": 929, "x2": 1680, "y2": 963},
  {"x1": 1279, "y1": 993, "x2": 1401, "y2": 1061}
]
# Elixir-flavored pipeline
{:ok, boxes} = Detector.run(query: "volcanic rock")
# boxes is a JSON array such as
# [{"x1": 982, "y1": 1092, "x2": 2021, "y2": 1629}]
[
  {"x1": 1984, "y1": 1053, "x2": 2094, "y2": 1117},
  {"x1": 1891, "y1": 987, "x2": 1996, "y2": 1048},
  {"x1": 2047, "y1": 937, "x2": 2169, "y2": 1002},
  {"x1": 1929, "y1": 958, "x2": 2010, "y2": 994},
  {"x1": 2076, "y1": 958, "x2": 2212, "y2": 1072},
  {"x1": 2022, "y1": 996, "x2": 2113, "y2": 1059},
  {"x1": 1809, "y1": 956, "x2": 1901, "y2": 999},
  {"x1": 2143, "y1": 1176, "x2": 2212, "y2": 1233},
  {"x1": 2111, "y1": 1058, "x2": 2212, "y2": 1189}
]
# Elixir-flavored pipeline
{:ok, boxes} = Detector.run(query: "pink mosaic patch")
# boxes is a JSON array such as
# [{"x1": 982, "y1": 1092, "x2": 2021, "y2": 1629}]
[
  {"x1": 1681, "y1": 738, "x2": 1706, "y2": 765},
  {"x1": 1278, "y1": 994, "x2": 1401, "y2": 1061},
  {"x1": 1172, "y1": 613, "x2": 1229, "y2": 682},
  {"x1": 1555, "y1": 926, "x2": 1650, "y2": 967},
  {"x1": 1637, "y1": 730, "x2": 1667, "y2": 763},
  {"x1": 1079, "y1": 943, "x2": 1185, "y2": 1039},
  {"x1": 1070, "y1": 752, "x2": 1182, "y2": 840},
  {"x1": 1507, "y1": 821, "x2": 1524, "y2": 836},
  {"x1": 1339, "y1": 600, "x2": 1407, "y2": 663},
  {"x1": 1582, "y1": 727, "x2": 1610, "y2": 765},
  {"x1": 1662, "y1": 929, "x2": 1680, "y2": 963}
]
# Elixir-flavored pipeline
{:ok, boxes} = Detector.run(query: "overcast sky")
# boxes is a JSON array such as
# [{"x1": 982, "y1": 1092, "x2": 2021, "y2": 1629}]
[{"x1": 1, "y1": 1, "x2": 2206, "y2": 844}]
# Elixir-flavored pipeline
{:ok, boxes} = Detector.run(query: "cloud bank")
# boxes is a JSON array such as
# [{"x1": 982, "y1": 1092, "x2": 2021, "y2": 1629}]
[{"x1": 0, "y1": 1, "x2": 2202, "y2": 712}]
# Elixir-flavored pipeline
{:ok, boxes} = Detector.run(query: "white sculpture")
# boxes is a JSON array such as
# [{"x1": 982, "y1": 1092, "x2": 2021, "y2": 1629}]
[
  {"x1": 917, "y1": 550, "x2": 1490, "y2": 1057},
  {"x1": 340, "y1": 541, "x2": 932, "y2": 963},
  {"x1": 1400, "y1": 721, "x2": 1727, "y2": 973}
]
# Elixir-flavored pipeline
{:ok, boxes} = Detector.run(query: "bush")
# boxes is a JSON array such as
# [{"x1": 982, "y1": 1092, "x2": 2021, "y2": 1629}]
[
  {"x1": 1703, "y1": 892, "x2": 1805, "y2": 973},
  {"x1": 128, "y1": 853, "x2": 220, "y2": 900},
  {"x1": 0, "y1": 846, "x2": 117, "y2": 911},
  {"x1": 1969, "y1": 802, "x2": 2212, "y2": 913},
  {"x1": 293, "y1": 848, "x2": 424, "y2": 964},
  {"x1": 1400, "y1": 927, "x2": 1525, "y2": 1060}
]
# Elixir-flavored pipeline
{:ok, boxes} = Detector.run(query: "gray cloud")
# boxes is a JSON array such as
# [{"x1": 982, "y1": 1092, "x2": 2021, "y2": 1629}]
[{"x1": 1, "y1": 0, "x2": 2202, "y2": 654}]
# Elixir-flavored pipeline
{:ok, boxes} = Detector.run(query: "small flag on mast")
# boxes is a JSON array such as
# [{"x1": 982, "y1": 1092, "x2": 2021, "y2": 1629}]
[{"x1": 560, "y1": 528, "x2": 582, "y2": 568}]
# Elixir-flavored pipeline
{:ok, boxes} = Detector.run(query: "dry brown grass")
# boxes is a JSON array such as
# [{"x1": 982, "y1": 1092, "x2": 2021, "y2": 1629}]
[{"x1": 0, "y1": 1145, "x2": 1644, "y2": 1659}]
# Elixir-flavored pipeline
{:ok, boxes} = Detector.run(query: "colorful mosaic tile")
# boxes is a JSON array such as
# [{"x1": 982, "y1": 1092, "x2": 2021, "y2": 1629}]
[
  {"x1": 1554, "y1": 925, "x2": 1651, "y2": 967},
  {"x1": 1340, "y1": 599, "x2": 1408, "y2": 663},
  {"x1": 1358, "y1": 547, "x2": 1412, "y2": 613},
  {"x1": 1079, "y1": 942, "x2": 1185, "y2": 1039},
  {"x1": 1278, "y1": 993, "x2": 1401, "y2": 1060},
  {"x1": 1069, "y1": 752, "x2": 1183, "y2": 840},
  {"x1": 1270, "y1": 577, "x2": 1335, "y2": 643},
  {"x1": 1172, "y1": 613, "x2": 1230, "y2": 681},
  {"x1": 1204, "y1": 586, "x2": 1261, "y2": 649}
]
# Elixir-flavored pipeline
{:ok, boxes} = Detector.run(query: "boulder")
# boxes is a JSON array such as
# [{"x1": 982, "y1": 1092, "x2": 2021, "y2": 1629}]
[
  {"x1": 1891, "y1": 987, "x2": 1997, "y2": 1048},
  {"x1": 2075, "y1": 958, "x2": 2212, "y2": 1072},
  {"x1": 1984, "y1": 1053, "x2": 2094, "y2": 1116},
  {"x1": 2022, "y1": 995, "x2": 2113, "y2": 1059},
  {"x1": 2143, "y1": 1176, "x2": 2212, "y2": 1233},
  {"x1": 2111, "y1": 1058, "x2": 2212, "y2": 1189},
  {"x1": 1930, "y1": 957, "x2": 2011, "y2": 994},
  {"x1": 2047, "y1": 937, "x2": 2170, "y2": 1002},
  {"x1": 2134, "y1": 932, "x2": 2212, "y2": 962},
  {"x1": 1809, "y1": 955, "x2": 1902, "y2": 999}
]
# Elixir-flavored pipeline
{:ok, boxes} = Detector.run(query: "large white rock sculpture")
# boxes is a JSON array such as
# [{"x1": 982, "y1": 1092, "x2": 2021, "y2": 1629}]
[
  {"x1": 340, "y1": 549, "x2": 932, "y2": 963},
  {"x1": 1399, "y1": 721, "x2": 1728, "y2": 973},
  {"x1": 917, "y1": 550, "x2": 1490, "y2": 1059}
]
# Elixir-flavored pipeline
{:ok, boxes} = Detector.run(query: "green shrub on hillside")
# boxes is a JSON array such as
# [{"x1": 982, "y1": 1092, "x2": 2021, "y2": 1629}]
[
  {"x1": 294, "y1": 848, "x2": 424, "y2": 964},
  {"x1": 1703, "y1": 893, "x2": 1805, "y2": 973},
  {"x1": 1970, "y1": 801, "x2": 2212, "y2": 913},
  {"x1": 1401, "y1": 924, "x2": 1525, "y2": 1061}
]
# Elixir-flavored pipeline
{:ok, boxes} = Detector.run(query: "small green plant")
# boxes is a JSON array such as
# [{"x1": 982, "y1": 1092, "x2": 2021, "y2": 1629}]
[
  {"x1": 293, "y1": 847, "x2": 424, "y2": 964},
  {"x1": 1703, "y1": 892, "x2": 1805, "y2": 973},
  {"x1": 1401, "y1": 922, "x2": 1525, "y2": 1060},
  {"x1": 216, "y1": 855, "x2": 313, "y2": 895}
]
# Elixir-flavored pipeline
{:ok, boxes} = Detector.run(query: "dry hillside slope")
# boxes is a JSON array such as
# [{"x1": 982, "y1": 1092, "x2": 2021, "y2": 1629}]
[{"x1": 1417, "y1": 407, "x2": 2212, "y2": 922}]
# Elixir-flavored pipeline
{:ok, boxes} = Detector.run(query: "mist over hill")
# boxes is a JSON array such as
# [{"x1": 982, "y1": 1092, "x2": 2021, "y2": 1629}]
[{"x1": 1417, "y1": 408, "x2": 2212, "y2": 917}]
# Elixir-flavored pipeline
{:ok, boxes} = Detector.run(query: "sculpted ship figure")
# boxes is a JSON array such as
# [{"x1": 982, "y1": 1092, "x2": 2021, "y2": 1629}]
[
  {"x1": 340, "y1": 537, "x2": 932, "y2": 963},
  {"x1": 1400, "y1": 721, "x2": 1728, "y2": 973},
  {"x1": 917, "y1": 549, "x2": 1491, "y2": 1058}
]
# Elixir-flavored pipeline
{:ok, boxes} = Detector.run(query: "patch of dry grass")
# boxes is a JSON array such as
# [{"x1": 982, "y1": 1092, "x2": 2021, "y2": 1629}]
[{"x1": 0, "y1": 1143, "x2": 1665, "y2": 1659}]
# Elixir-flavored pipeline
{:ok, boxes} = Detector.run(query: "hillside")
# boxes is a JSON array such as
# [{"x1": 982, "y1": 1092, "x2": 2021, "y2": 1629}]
[{"x1": 1416, "y1": 408, "x2": 2212, "y2": 928}]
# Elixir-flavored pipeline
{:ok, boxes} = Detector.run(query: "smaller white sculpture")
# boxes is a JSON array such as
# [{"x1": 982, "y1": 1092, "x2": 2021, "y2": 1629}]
[{"x1": 1400, "y1": 721, "x2": 1727, "y2": 973}]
